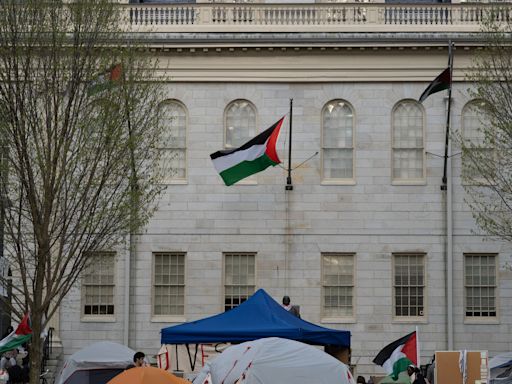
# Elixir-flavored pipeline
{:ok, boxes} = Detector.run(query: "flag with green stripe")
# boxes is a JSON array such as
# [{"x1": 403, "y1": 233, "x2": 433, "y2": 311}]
[
  {"x1": 0, "y1": 313, "x2": 32, "y2": 355},
  {"x1": 210, "y1": 116, "x2": 284, "y2": 186},
  {"x1": 373, "y1": 331, "x2": 418, "y2": 381}
]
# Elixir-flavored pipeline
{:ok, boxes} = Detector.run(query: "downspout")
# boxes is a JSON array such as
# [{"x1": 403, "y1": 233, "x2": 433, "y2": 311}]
[
  {"x1": 445, "y1": 96, "x2": 454, "y2": 350},
  {"x1": 124, "y1": 235, "x2": 131, "y2": 347}
]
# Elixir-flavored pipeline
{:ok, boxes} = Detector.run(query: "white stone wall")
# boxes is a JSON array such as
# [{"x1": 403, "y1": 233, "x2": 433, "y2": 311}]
[{"x1": 58, "y1": 81, "x2": 512, "y2": 377}]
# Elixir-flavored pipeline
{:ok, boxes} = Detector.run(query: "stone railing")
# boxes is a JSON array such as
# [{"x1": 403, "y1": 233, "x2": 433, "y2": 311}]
[{"x1": 124, "y1": 3, "x2": 512, "y2": 33}]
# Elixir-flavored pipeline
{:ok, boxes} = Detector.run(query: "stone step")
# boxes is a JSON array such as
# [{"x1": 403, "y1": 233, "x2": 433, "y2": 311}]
[{"x1": 43, "y1": 358, "x2": 60, "y2": 372}]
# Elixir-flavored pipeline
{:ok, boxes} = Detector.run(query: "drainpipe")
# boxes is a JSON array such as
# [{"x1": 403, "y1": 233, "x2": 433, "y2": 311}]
[
  {"x1": 445, "y1": 96, "x2": 454, "y2": 350},
  {"x1": 124, "y1": 234, "x2": 131, "y2": 347}
]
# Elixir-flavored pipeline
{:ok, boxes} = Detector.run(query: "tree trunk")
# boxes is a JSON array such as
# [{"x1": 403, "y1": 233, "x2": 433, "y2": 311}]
[{"x1": 28, "y1": 313, "x2": 42, "y2": 384}]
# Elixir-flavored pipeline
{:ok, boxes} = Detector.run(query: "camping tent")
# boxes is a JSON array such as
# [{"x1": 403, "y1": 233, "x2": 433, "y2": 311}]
[
  {"x1": 490, "y1": 352, "x2": 512, "y2": 384},
  {"x1": 108, "y1": 366, "x2": 190, "y2": 384},
  {"x1": 161, "y1": 289, "x2": 350, "y2": 347},
  {"x1": 192, "y1": 337, "x2": 355, "y2": 384},
  {"x1": 56, "y1": 341, "x2": 135, "y2": 384}
]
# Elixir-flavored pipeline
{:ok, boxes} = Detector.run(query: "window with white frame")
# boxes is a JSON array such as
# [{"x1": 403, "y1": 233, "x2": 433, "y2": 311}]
[
  {"x1": 462, "y1": 100, "x2": 492, "y2": 182},
  {"x1": 322, "y1": 253, "x2": 354, "y2": 317},
  {"x1": 159, "y1": 100, "x2": 187, "y2": 182},
  {"x1": 224, "y1": 253, "x2": 255, "y2": 311},
  {"x1": 393, "y1": 254, "x2": 425, "y2": 317},
  {"x1": 465, "y1": 254, "x2": 497, "y2": 318},
  {"x1": 225, "y1": 100, "x2": 256, "y2": 149},
  {"x1": 153, "y1": 252, "x2": 185, "y2": 316},
  {"x1": 322, "y1": 100, "x2": 354, "y2": 181},
  {"x1": 392, "y1": 101, "x2": 424, "y2": 181},
  {"x1": 83, "y1": 252, "x2": 115, "y2": 316}
]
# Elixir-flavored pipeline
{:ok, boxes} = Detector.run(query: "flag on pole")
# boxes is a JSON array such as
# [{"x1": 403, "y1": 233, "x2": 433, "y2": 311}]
[
  {"x1": 418, "y1": 67, "x2": 451, "y2": 103},
  {"x1": 0, "y1": 313, "x2": 32, "y2": 355},
  {"x1": 373, "y1": 331, "x2": 418, "y2": 381},
  {"x1": 87, "y1": 64, "x2": 122, "y2": 96},
  {"x1": 210, "y1": 116, "x2": 284, "y2": 186}
]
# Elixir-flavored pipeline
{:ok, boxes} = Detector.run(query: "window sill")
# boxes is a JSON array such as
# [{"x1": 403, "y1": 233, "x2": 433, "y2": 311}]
[
  {"x1": 392, "y1": 317, "x2": 427, "y2": 324},
  {"x1": 321, "y1": 317, "x2": 356, "y2": 324},
  {"x1": 464, "y1": 317, "x2": 499, "y2": 325},
  {"x1": 321, "y1": 180, "x2": 356, "y2": 186},
  {"x1": 391, "y1": 180, "x2": 426, "y2": 186},
  {"x1": 159, "y1": 179, "x2": 188, "y2": 185},
  {"x1": 151, "y1": 316, "x2": 186, "y2": 323},
  {"x1": 81, "y1": 316, "x2": 116, "y2": 323}
]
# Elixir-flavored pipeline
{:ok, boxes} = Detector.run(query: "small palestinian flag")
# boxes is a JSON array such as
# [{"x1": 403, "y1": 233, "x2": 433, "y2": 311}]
[
  {"x1": 373, "y1": 331, "x2": 417, "y2": 381},
  {"x1": 87, "y1": 64, "x2": 122, "y2": 96},
  {"x1": 419, "y1": 67, "x2": 451, "y2": 103},
  {"x1": 210, "y1": 116, "x2": 284, "y2": 186},
  {"x1": 0, "y1": 313, "x2": 32, "y2": 355}
]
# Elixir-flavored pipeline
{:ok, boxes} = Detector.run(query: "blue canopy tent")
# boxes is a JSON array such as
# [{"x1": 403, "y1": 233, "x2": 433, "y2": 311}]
[{"x1": 161, "y1": 289, "x2": 350, "y2": 347}]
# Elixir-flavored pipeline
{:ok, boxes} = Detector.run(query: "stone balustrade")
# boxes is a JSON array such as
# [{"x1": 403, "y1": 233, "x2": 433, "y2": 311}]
[{"x1": 124, "y1": 3, "x2": 512, "y2": 32}]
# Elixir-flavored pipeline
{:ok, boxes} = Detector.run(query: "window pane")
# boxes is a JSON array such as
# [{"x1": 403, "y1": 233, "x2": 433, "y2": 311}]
[
  {"x1": 393, "y1": 254, "x2": 424, "y2": 317},
  {"x1": 392, "y1": 101, "x2": 424, "y2": 180},
  {"x1": 462, "y1": 101, "x2": 491, "y2": 180},
  {"x1": 465, "y1": 254, "x2": 497, "y2": 318},
  {"x1": 225, "y1": 100, "x2": 256, "y2": 149},
  {"x1": 323, "y1": 149, "x2": 353, "y2": 179},
  {"x1": 159, "y1": 100, "x2": 187, "y2": 181},
  {"x1": 322, "y1": 253, "x2": 354, "y2": 317},
  {"x1": 224, "y1": 253, "x2": 256, "y2": 311},
  {"x1": 322, "y1": 100, "x2": 354, "y2": 180},
  {"x1": 83, "y1": 252, "x2": 115, "y2": 316},
  {"x1": 153, "y1": 252, "x2": 186, "y2": 316}
]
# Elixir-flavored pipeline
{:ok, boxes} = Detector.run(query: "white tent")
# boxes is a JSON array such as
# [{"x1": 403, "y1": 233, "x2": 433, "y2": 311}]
[
  {"x1": 490, "y1": 352, "x2": 512, "y2": 384},
  {"x1": 193, "y1": 337, "x2": 356, "y2": 384},
  {"x1": 56, "y1": 341, "x2": 136, "y2": 384}
]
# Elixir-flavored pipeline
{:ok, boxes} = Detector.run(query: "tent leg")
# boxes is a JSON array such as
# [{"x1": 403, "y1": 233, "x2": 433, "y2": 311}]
[
  {"x1": 185, "y1": 344, "x2": 199, "y2": 371},
  {"x1": 175, "y1": 344, "x2": 180, "y2": 371}
]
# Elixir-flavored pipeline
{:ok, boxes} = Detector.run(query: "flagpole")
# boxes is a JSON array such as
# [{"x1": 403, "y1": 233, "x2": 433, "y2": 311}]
[
  {"x1": 443, "y1": 41, "x2": 455, "y2": 351},
  {"x1": 416, "y1": 326, "x2": 420, "y2": 368},
  {"x1": 285, "y1": 98, "x2": 293, "y2": 191},
  {"x1": 441, "y1": 41, "x2": 454, "y2": 189}
]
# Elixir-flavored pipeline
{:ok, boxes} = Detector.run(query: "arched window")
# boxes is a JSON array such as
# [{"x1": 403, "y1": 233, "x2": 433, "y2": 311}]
[
  {"x1": 322, "y1": 100, "x2": 355, "y2": 181},
  {"x1": 462, "y1": 100, "x2": 490, "y2": 181},
  {"x1": 392, "y1": 100, "x2": 425, "y2": 182},
  {"x1": 160, "y1": 100, "x2": 187, "y2": 182},
  {"x1": 224, "y1": 99, "x2": 256, "y2": 149}
]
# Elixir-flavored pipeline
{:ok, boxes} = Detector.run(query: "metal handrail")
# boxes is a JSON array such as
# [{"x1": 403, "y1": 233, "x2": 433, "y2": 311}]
[{"x1": 40, "y1": 327, "x2": 54, "y2": 374}]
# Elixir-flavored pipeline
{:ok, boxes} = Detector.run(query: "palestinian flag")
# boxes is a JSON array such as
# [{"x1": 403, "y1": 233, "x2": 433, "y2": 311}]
[
  {"x1": 373, "y1": 331, "x2": 417, "y2": 381},
  {"x1": 418, "y1": 67, "x2": 451, "y2": 103},
  {"x1": 0, "y1": 313, "x2": 32, "y2": 355},
  {"x1": 210, "y1": 116, "x2": 284, "y2": 186},
  {"x1": 87, "y1": 64, "x2": 122, "y2": 96}
]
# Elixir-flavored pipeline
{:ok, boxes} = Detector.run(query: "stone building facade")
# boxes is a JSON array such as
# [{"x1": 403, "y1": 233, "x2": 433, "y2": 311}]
[{"x1": 52, "y1": 0, "x2": 512, "y2": 378}]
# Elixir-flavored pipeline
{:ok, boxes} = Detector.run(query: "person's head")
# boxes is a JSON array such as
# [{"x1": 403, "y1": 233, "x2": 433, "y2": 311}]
[
  {"x1": 407, "y1": 365, "x2": 416, "y2": 376},
  {"x1": 133, "y1": 352, "x2": 145, "y2": 367},
  {"x1": 357, "y1": 376, "x2": 366, "y2": 384},
  {"x1": 282, "y1": 296, "x2": 291, "y2": 306}
]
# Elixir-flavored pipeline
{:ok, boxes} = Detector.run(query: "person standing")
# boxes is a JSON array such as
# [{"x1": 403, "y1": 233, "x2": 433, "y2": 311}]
[
  {"x1": 407, "y1": 365, "x2": 427, "y2": 384},
  {"x1": 426, "y1": 355, "x2": 435, "y2": 384},
  {"x1": 281, "y1": 296, "x2": 301, "y2": 318}
]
